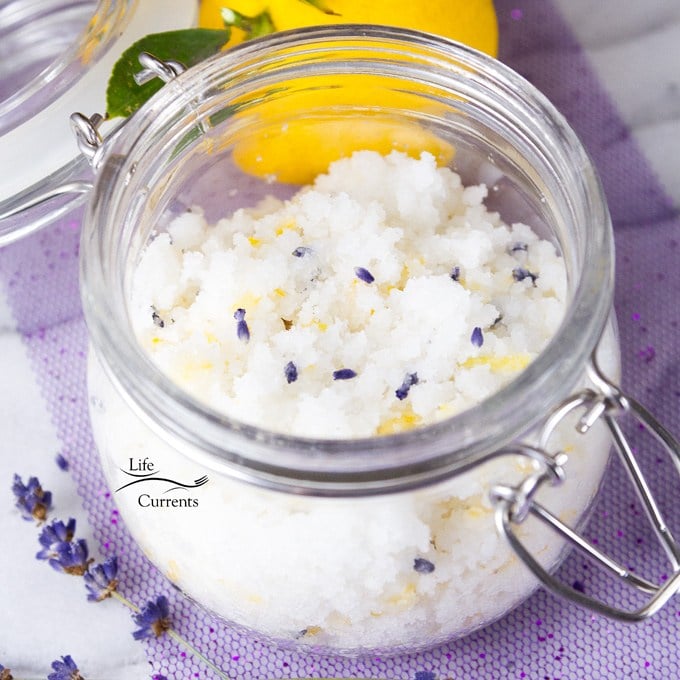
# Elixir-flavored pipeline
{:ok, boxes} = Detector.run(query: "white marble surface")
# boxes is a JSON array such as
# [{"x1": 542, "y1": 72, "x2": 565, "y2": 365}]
[
  {"x1": 0, "y1": 1, "x2": 678, "y2": 678},
  {"x1": 0, "y1": 293, "x2": 150, "y2": 679},
  {"x1": 555, "y1": 0, "x2": 680, "y2": 206}
]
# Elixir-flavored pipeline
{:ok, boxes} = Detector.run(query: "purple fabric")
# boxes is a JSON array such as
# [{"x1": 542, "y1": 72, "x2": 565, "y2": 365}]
[{"x1": 2, "y1": 1, "x2": 679, "y2": 678}]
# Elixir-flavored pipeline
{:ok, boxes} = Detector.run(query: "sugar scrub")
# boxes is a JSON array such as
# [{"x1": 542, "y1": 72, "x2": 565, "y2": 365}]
[
  {"x1": 130, "y1": 151, "x2": 566, "y2": 438},
  {"x1": 89, "y1": 151, "x2": 614, "y2": 651}
]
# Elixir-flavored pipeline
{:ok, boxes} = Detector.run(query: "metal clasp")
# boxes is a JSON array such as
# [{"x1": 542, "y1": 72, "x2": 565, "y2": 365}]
[
  {"x1": 490, "y1": 354, "x2": 680, "y2": 621},
  {"x1": 0, "y1": 53, "x2": 186, "y2": 222}
]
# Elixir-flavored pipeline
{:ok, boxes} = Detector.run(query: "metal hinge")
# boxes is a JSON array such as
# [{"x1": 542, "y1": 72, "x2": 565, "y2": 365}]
[{"x1": 489, "y1": 354, "x2": 680, "y2": 621}]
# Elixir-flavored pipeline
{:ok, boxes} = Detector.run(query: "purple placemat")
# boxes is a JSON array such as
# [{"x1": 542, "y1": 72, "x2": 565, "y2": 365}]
[{"x1": 2, "y1": 1, "x2": 679, "y2": 678}]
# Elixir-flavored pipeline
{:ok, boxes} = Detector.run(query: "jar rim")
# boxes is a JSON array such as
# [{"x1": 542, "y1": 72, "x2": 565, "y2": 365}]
[{"x1": 81, "y1": 25, "x2": 615, "y2": 496}]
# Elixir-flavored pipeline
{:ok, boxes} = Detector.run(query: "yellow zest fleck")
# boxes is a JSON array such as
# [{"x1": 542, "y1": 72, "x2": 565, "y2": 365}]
[
  {"x1": 436, "y1": 402, "x2": 456, "y2": 418},
  {"x1": 274, "y1": 220, "x2": 298, "y2": 236},
  {"x1": 370, "y1": 611, "x2": 383, "y2": 618},
  {"x1": 247, "y1": 236, "x2": 262, "y2": 247},
  {"x1": 377, "y1": 410, "x2": 422, "y2": 435},
  {"x1": 273, "y1": 288, "x2": 286, "y2": 297},
  {"x1": 369, "y1": 308, "x2": 375, "y2": 316},
  {"x1": 461, "y1": 353, "x2": 531, "y2": 373},
  {"x1": 234, "y1": 292, "x2": 261, "y2": 309},
  {"x1": 465, "y1": 505, "x2": 490, "y2": 519},
  {"x1": 180, "y1": 360, "x2": 214, "y2": 381},
  {"x1": 387, "y1": 582, "x2": 417, "y2": 607},
  {"x1": 397, "y1": 264, "x2": 409, "y2": 290},
  {"x1": 166, "y1": 560, "x2": 180, "y2": 582},
  {"x1": 304, "y1": 625, "x2": 322, "y2": 637},
  {"x1": 151, "y1": 337, "x2": 163, "y2": 345},
  {"x1": 302, "y1": 319, "x2": 327, "y2": 332},
  {"x1": 204, "y1": 332, "x2": 219, "y2": 344}
]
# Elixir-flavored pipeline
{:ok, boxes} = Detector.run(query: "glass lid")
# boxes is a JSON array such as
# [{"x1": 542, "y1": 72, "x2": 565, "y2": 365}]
[{"x1": 0, "y1": 0, "x2": 197, "y2": 245}]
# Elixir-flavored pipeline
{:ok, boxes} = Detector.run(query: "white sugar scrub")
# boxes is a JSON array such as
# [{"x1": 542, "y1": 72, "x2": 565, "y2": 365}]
[
  {"x1": 130, "y1": 150, "x2": 567, "y2": 438},
  {"x1": 88, "y1": 150, "x2": 617, "y2": 652}
]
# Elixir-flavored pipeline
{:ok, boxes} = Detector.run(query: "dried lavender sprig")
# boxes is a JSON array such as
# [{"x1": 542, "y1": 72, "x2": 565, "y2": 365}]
[
  {"x1": 450, "y1": 266, "x2": 461, "y2": 282},
  {"x1": 396, "y1": 372, "x2": 419, "y2": 401},
  {"x1": 512, "y1": 267, "x2": 538, "y2": 284},
  {"x1": 36, "y1": 518, "x2": 76, "y2": 560},
  {"x1": 49, "y1": 538, "x2": 92, "y2": 576},
  {"x1": 413, "y1": 557, "x2": 436, "y2": 574},
  {"x1": 84, "y1": 556, "x2": 119, "y2": 602},
  {"x1": 152, "y1": 308, "x2": 165, "y2": 328},
  {"x1": 333, "y1": 368, "x2": 357, "y2": 381},
  {"x1": 47, "y1": 655, "x2": 84, "y2": 680},
  {"x1": 233, "y1": 308, "x2": 250, "y2": 343},
  {"x1": 0, "y1": 664, "x2": 13, "y2": 680},
  {"x1": 471, "y1": 326, "x2": 484, "y2": 348},
  {"x1": 354, "y1": 266, "x2": 375, "y2": 284},
  {"x1": 292, "y1": 246, "x2": 312, "y2": 258},
  {"x1": 132, "y1": 595, "x2": 172, "y2": 640},
  {"x1": 284, "y1": 361, "x2": 298, "y2": 384},
  {"x1": 126, "y1": 594, "x2": 229, "y2": 678},
  {"x1": 12, "y1": 474, "x2": 52, "y2": 522},
  {"x1": 509, "y1": 241, "x2": 528, "y2": 254}
]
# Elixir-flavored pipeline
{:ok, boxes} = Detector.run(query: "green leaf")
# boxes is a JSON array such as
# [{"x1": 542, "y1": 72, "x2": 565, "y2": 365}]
[
  {"x1": 106, "y1": 28, "x2": 230, "y2": 119},
  {"x1": 220, "y1": 7, "x2": 275, "y2": 39},
  {"x1": 299, "y1": 0, "x2": 341, "y2": 15}
]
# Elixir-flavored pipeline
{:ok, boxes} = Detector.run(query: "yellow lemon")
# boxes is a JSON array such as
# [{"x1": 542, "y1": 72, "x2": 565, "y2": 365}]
[
  {"x1": 199, "y1": 0, "x2": 498, "y2": 55},
  {"x1": 199, "y1": 0, "x2": 498, "y2": 183}
]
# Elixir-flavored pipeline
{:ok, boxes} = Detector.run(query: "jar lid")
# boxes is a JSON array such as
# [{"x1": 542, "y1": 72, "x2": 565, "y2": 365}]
[{"x1": 0, "y1": 0, "x2": 197, "y2": 244}]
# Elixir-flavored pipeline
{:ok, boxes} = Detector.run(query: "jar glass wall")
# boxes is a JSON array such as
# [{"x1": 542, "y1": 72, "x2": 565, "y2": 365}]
[{"x1": 81, "y1": 27, "x2": 619, "y2": 653}]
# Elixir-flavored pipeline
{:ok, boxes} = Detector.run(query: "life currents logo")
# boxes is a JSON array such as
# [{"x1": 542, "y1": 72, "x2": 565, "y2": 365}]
[{"x1": 115, "y1": 457, "x2": 208, "y2": 508}]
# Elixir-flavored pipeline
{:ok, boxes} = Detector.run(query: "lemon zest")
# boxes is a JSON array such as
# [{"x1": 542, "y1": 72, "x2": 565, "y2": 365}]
[
  {"x1": 377, "y1": 410, "x2": 422, "y2": 435},
  {"x1": 461, "y1": 353, "x2": 532, "y2": 373}
]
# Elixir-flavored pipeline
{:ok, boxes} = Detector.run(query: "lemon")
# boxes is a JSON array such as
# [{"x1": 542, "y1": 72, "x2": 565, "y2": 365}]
[
  {"x1": 199, "y1": 0, "x2": 498, "y2": 183},
  {"x1": 199, "y1": 0, "x2": 498, "y2": 55}
]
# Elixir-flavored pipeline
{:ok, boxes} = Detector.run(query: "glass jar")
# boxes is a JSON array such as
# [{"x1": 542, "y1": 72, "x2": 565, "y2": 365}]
[
  {"x1": 0, "y1": 0, "x2": 196, "y2": 245},
  {"x1": 79, "y1": 26, "x2": 680, "y2": 655}
]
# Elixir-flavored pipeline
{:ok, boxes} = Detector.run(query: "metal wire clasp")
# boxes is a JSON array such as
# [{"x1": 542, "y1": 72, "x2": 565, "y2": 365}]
[
  {"x1": 490, "y1": 354, "x2": 680, "y2": 621},
  {"x1": 0, "y1": 53, "x2": 186, "y2": 223},
  {"x1": 70, "y1": 52, "x2": 187, "y2": 171}
]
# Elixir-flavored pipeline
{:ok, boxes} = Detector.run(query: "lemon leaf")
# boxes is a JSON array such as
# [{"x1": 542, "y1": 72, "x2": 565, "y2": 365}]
[
  {"x1": 298, "y1": 0, "x2": 341, "y2": 15},
  {"x1": 106, "y1": 29, "x2": 230, "y2": 119},
  {"x1": 220, "y1": 7, "x2": 275, "y2": 37}
]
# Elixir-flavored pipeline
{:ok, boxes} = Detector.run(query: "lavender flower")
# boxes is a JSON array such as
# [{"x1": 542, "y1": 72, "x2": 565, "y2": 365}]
[
  {"x1": 292, "y1": 246, "x2": 312, "y2": 258},
  {"x1": 0, "y1": 664, "x2": 13, "y2": 680},
  {"x1": 233, "y1": 308, "x2": 250, "y2": 343},
  {"x1": 84, "y1": 556, "x2": 119, "y2": 602},
  {"x1": 396, "y1": 372, "x2": 419, "y2": 401},
  {"x1": 512, "y1": 267, "x2": 538, "y2": 284},
  {"x1": 471, "y1": 326, "x2": 484, "y2": 348},
  {"x1": 36, "y1": 518, "x2": 76, "y2": 560},
  {"x1": 151, "y1": 309, "x2": 165, "y2": 328},
  {"x1": 450, "y1": 266, "x2": 461, "y2": 282},
  {"x1": 47, "y1": 655, "x2": 84, "y2": 680},
  {"x1": 333, "y1": 368, "x2": 357, "y2": 381},
  {"x1": 354, "y1": 266, "x2": 375, "y2": 284},
  {"x1": 12, "y1": 474, "x2": 52, "y2": 522},
  {"x1": 284, "y1": 361, "x2": 298, "y2": 384},
  {"x1": 55, "y1": 453, "x2": 69, "y2": 471},
  {"x1": 413, "y1": 557, "x2": 435, "y2": 574},
  {"x1": 49, "y1": 538, "x2": 91, "y2": 576},
  {"x1": 509, "y1": 241, "x2": 528, "y2": 254},
  {"x1": 132, "y1": 595, "x2": 171, "y2": 640}
]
